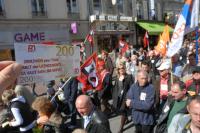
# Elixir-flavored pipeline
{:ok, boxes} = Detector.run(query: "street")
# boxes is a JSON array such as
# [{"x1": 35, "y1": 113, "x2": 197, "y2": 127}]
[{"x1": 109, "y1": 115, "x2": 135, "y2": 133}]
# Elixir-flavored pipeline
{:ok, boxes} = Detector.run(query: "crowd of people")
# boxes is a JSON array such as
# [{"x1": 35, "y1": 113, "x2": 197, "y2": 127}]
[{"x1": 0, "y1": 39, "x2": 200, "y2": 133}]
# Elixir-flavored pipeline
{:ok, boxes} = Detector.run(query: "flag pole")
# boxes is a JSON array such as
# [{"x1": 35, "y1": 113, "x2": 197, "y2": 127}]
[
  {"x1": 195, "y1": 26, "x2": 199, "y2": 64},
  {"x1": 170, "y1": 58, "x2": 173, "y2": 85}
]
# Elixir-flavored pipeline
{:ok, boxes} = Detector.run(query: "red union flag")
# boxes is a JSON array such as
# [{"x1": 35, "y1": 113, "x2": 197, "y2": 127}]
[
  {"x1": 143, "y1": 31, "x2": 149, "y2": 48},
  {"x1": 84, "y1": 30, "x2": 94, "y2": 46},
  {"x1": 77, "y1": 52, "x2": 102, "y2": 93},
  {"x1": 119, "y1": 40, "x2": 129, "y2": 55}
]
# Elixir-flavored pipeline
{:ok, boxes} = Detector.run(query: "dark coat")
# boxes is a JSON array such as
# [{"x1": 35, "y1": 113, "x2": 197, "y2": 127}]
[
  {"x1": 112, "y1": 74, "x2": 133, "y2": 111},
  {"x1": 126, "y1": 82, "x2": 156, "y2": 125},
  {"x1": 83, "y1": 109, "x2": 111, "y2": 133},
  {"x1": 153, "y1": 96, "x2": 174, "y2": 133},
  {"x1": 63, "y1": 77, "x2": 78, "y2": 114},
  {"x1": 43, "y1": 112, "x2": 65, "y2": 133},
  {"x1": 105, "y1": 56, "x2": 114, "y2": 76},
  {"x1": 98, "y1": 72, "x2": 112, "y2": 100},
  {"x1": 154, "y1": 95, "x2": 190, "y2": 133}
]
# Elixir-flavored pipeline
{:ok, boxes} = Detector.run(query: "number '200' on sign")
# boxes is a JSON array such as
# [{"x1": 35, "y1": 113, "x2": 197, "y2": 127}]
[{"x1": 56, "y1": 46, "x2": 74, "y2": 56}]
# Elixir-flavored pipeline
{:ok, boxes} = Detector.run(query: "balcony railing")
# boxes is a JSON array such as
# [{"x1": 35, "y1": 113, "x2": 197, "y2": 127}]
[
  {"x1": 32, "y1": 11, "x2": 47, "y2": 18},
  {"x1": 67, "y1": 12, "x2": 80, "y2": 19}
]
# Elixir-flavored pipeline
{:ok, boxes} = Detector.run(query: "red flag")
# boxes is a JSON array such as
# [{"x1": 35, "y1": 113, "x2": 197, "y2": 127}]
[
  {"x1": 77, "y1": 53, "x2": 102, "y2": 93},
  {"x1": 143, "y1": 31, "x2": 149, "y2": 48},
  {"x1": 119, "y1": 40, "x2": 129, "y2": 55},
  {"x1": 84, "y1": 30, "x2": 94, "y2": 46}
]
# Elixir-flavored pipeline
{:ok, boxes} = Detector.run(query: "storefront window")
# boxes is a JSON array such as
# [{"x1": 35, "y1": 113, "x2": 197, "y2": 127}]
[
  {"x1": 0, "y1": 0, "x2": 5, "y2": 16},
  {"x1": 31, "y1": 0, "x2": 46, "y2": 16},
  {"x1": 67, "y1": 0, "x2": 79, "y2": 13}
]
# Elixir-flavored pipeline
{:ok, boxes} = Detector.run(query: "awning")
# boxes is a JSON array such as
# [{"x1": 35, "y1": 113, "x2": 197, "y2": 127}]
[{"x1": 136, "y1": 21, "x2": 174, "y2": 35}]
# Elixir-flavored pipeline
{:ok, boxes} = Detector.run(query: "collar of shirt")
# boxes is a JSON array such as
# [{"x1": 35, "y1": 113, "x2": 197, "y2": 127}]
[{"x1": 83, "y1": 108, "x2": 94, "y2": 129}]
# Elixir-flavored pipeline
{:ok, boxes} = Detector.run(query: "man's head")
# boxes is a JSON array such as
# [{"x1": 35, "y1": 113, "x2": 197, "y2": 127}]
[
  {"x1": 101, "y1": 50, "x2": 108, "y2": 59},
  {"x1": 172, "y1": 53, "x2": 179, "y2": 63},
  {"x1": 137, "y1": 70, "x2": 148, "y2": 87},
  {"x1": 188, "y1": 53, "x2": 196, "y2": 66},
  {"x1": 170, "y1": 81, "x2": 186, "y2": 100},
  {"x1": 97, "y1": 59, "x2": 106, "y2": 72},
  {"x1": 75, "y1": 95, "x2": 93, "y2": 116},
  {"x1": 157, "y1": 60, "x2": 170, "y2": 78},
  {"x1": 141, "y1": 61, "x2": 150, "y2": 72},
  {"x1": 187, "y1": 95, "x2": 200, "y2": 128},
  {"x1": 192, "y1": 66, "x2": 200, "y2": 84}
]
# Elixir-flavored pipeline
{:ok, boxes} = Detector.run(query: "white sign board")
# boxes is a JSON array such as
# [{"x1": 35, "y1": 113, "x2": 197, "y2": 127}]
[{"x1": 14, "y1": 43, "x2": 80, "y2": 84}]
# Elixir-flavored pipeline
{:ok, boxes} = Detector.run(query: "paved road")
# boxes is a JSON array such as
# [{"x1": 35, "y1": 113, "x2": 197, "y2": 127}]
[{"x1": 109, "y1": 114, "x2": 135, "y2": 133}]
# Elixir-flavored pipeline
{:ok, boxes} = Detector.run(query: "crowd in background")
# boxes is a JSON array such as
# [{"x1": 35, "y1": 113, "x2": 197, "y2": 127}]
[{"x1": 0, "y1": 38, "x2": 200, "y2": 133}]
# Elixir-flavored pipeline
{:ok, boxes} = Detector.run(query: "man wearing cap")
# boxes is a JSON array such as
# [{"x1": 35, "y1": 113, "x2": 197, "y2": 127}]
[
  {"x1": 156, "y1": 59, "x2": 179, "y2": 110},
  {"x1": 101, "y1": 50, "x2": 114, "y2": 76},
  {"x1": 185, "y1": 66, "x2": 200, "y2": 96}
]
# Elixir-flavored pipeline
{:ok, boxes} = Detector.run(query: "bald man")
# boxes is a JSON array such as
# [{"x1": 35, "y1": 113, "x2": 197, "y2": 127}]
[
  {"x1": 126, "y1": 70, "x2": 155, "y2": 133},
  {"x1": 0, "y1": 61, "x2": 22, "y2": 94},
  {"x1": 75, "y1": 95, "x2": 111, "y2": 133}
]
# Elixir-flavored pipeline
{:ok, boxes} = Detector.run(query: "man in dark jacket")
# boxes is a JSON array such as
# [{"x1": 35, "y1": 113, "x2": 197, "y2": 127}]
[
  {"x1": 126, "y1": 70, "x2": 155, "y2": 133},
  {"x1": 62, "y1": 77, "x2": 78, "y2": 127},
  {"x1": 75, "y1": 95, "x2": 111, "y2": 133}
]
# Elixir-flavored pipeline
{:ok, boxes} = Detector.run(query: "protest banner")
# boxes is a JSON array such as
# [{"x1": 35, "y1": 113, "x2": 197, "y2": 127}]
[{"x1": 14, "y1": 43, "x2": 80, "y2": 84}]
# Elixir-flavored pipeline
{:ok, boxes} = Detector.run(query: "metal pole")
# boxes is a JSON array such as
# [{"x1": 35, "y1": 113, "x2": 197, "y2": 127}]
[{"x1": 195, "y1": 26, "x2": 199, "y2": 64}]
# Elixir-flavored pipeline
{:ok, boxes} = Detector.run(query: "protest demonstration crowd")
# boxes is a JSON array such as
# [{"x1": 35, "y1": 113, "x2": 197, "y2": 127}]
[{"x1": 0, "y1": 0, "x2": 200, "y2": 133}]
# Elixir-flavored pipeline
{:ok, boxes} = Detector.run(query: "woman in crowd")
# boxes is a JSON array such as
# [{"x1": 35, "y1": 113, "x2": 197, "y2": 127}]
[
  {"x1": 1, "y1": 89, "x2": 35, "y2": 133},
  {"x1": 112, "y1": 63, "x2": 134, "y2": 133},
  {"x1": 32, "y1": 96, "x2": 65, "y2": 133}
]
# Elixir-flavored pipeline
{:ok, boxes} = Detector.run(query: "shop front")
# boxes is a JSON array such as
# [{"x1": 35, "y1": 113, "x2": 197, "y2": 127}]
[
  {"x1": 0, "y1": 22, "x2": 71, "y2": 60},
  {"x1": 136, "y1": 21, "x2": 174, "y2": 49},
  {"x1": 90, "y1": 15, "x2": 136, "y2": 53}
]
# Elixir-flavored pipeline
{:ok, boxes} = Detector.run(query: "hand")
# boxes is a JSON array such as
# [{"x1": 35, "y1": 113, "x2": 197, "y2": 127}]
[
  {"x1": 126, "y1": 99, "x2": 132, "y2": 107},
  {"x1": 37, "y1": 115, "x2": 49, "y2": 125},
  {"x1": 0, "y1": 61, "x2": 22, "y2": 93}
]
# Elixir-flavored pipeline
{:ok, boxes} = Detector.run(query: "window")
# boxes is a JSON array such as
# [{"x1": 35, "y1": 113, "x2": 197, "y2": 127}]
[
  {"x1": 136, "y1": 1, "x2": 143, "y2": 19},
  {"x1": 31, "y1": 0, "x2": 46, "y2": 16},
  {"x1": 93, "y1": 0, "x2": 101, "y2": 14},
  {"x1": 0, "y1": 0, "x2": 5, "y2": 16},
  {"x1": 118, "y1": 0, "x2": 124, "y2": 15},
  {"x1": 67, "y1": 0, "x2": 79, "y2": 13}
]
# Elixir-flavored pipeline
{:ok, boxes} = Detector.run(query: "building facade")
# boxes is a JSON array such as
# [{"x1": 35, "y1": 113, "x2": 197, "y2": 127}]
[
  {"x1": 0, "y1": 0, "x2": 194, "y2": 60},
  {"x1": 0, "y1": 0, "x2": 90, "y2": 60}
]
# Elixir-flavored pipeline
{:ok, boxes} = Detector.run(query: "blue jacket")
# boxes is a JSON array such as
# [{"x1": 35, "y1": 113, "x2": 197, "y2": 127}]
[{"x1": 127, "y1": 82, "x2": 155, "y2": 125}]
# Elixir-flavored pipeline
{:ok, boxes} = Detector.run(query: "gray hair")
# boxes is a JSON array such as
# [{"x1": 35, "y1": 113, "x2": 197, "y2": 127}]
[{"x1": 137, "y1": 70, "x2": 149, "y2": 77}]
